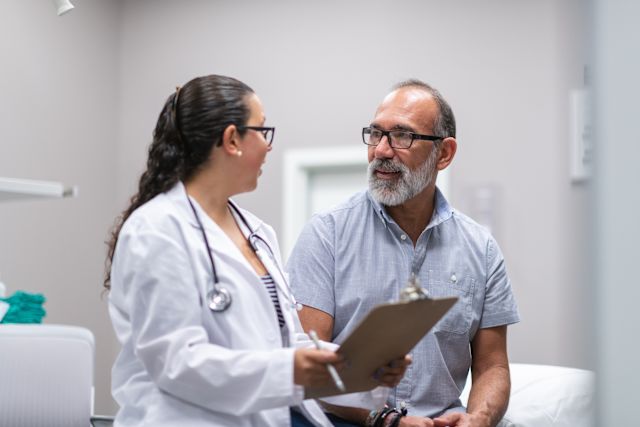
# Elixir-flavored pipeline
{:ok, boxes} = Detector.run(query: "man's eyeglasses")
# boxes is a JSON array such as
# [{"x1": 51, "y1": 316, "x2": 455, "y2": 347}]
[
  {"x1": 362, "y1": 127, "x2": 443, "y2": 149},
  {"x1": 238, "y1": 126, "x2": 275, "y2": 146}
]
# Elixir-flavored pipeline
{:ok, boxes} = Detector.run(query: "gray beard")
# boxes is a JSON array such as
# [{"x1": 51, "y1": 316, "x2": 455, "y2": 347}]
[{"x1": 368, "y1": 149, "x2": 439, "y2": 206}]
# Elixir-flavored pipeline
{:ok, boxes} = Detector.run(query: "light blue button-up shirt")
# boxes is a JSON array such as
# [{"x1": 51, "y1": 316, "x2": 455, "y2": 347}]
[{"x1": 287, "y1": 188, "x2": 520, "y2": 418}]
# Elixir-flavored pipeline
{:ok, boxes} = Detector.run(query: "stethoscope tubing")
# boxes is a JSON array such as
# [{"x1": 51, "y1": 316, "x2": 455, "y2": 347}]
[{"x1": 186, "y1": 191, "x2": 300, "y2": 312}]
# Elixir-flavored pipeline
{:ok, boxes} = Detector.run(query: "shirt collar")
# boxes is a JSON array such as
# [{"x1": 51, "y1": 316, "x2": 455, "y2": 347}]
[
  {"x1": 367, "y1": 190, "x2": 393, "y2": 226},
  {"x1": 366, "y1": 186, "x2": 454, "y2": 231},
  {"x1": 430, "y1": 186, "x2": 454, "y2": 228}
]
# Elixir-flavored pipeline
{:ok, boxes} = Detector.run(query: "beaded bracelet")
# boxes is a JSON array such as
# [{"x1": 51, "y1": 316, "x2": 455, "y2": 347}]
[
  {"x1": 372, "y1": 407, "x2": 392, "y2": 427},
  {"x1": 371, "y1": 408, "x2": 385, "y2": 427},
  {"x1": 365, "y1": 409, "x2": 378, "y2": 427},
  {"x1": 378, "y1": 408, "x2": 400, "y2": 427},
  {"x1": 389, "y1": 412, "x2": 404, "y2": 427},
  {"x1": 370, "y1": 404, "x2": 408, "y2": 427}
]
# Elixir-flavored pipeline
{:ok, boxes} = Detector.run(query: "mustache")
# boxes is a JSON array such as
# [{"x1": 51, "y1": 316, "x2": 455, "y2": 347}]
[{"x1": 370, "y1": 158, "x2": 406, "y2": 173}]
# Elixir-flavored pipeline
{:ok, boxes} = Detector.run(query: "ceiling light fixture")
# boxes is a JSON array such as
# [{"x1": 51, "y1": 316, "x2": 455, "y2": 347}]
[{"x1": 52, "y1": 0, "x2": 74, "y2": 16}]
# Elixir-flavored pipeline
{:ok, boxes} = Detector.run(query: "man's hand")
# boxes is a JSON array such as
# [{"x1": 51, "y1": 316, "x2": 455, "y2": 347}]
[
  {"x1": 433, "y1": 412, "x2": 490, "y2": 427},
  {"x1": 397, "y1": 415, "x2": 435, "y2": 426},
  {"x1": 373, "y1": 355, "x2": 412, "y2": 388}
]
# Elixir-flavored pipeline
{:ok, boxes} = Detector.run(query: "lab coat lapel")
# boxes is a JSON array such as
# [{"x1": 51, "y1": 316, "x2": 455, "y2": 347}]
[{"x1": 169, "y1": 184, "x2": 298, "y2": 336}]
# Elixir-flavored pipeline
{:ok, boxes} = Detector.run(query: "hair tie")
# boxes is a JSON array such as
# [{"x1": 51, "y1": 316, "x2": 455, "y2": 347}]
[
  {"x1": 171, "y1": 86, "x2": 181, "y2": 124},
  {"x1": 171, "y1": 86, "x2": 185, "y2": 145}
]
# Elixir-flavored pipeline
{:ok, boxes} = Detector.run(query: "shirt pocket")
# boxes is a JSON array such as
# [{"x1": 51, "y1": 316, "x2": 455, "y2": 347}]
[{"x1": 428, "y1": 269, "x2": 476, "y2": 335}]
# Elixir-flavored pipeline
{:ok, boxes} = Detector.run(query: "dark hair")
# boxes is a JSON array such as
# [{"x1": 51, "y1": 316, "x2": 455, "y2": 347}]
[
  {"x1": 103, "y1": 74, "x2": 254, "y2": 290},
  {"x1": 392, "y1": 79, "x2": 456, "y2": 138}
]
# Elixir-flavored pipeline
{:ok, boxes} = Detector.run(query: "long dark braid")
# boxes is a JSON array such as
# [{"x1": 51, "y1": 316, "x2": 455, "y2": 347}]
[{"x1": 104, "y1": 75, "x2": 254, "y2": 290}]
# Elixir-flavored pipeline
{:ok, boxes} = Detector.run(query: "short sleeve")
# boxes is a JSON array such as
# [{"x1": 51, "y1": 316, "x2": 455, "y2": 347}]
[
  {"x1": 286, "y1": 214, "x2": 337, "y2": 317},
  {"x1": 479, "y1": 236, "x2": 520, "y2": 328}
]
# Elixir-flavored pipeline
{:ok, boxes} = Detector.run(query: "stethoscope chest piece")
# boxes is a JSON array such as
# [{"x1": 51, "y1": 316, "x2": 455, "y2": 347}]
[
  {"x1": 208, "y1": 286, "x2": 232, "y2": 312},
  {"x1": 187, "y1": 192, "x2": 296, "y2": 315}
]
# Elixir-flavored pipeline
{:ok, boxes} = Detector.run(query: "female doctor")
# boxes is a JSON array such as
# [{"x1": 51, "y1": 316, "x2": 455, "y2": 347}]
[{"x1": 104, "y1": 75, "x2": 408, "y2": 427}]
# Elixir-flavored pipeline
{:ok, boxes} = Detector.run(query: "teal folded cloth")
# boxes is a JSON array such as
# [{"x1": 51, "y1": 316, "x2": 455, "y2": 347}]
[{"x1": 0, "y1": 291, "x2": 47, "y2": 324}]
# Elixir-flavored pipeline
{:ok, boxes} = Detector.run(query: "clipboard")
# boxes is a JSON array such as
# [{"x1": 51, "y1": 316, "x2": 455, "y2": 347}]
[{"x1": 306, "y1": 296, "x2": 458, "y2": 398}]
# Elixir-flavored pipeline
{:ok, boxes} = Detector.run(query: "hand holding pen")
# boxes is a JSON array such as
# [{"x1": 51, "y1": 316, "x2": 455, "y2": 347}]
[
  {"x1": 292, "y1": 331, "x2": 346, "y2": 391},
  {"x1": 293, "y1": 331, "x2": 410, "y2": 391},
  {"x1": 309, "y1": 330, "x2": 346, "y2": 392}
]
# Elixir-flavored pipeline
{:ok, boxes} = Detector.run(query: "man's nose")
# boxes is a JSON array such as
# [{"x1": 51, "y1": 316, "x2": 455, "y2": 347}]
[{"x1": 374, "y1": 135, "x2": 395, "y2": 159}]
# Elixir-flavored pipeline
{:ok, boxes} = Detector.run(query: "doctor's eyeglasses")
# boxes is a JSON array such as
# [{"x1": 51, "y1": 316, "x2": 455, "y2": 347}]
[
  {"x1": 238, "y1": 126, "x2": 275, "y2": 146},
  {"x1": 362, "y1": 127, "x2": 443, "y2": 149}
]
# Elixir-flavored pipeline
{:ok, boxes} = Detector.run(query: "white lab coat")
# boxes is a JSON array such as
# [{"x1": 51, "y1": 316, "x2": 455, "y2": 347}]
[{"x1": 109, "y1": 182, "x2": 341, "y2": 426}]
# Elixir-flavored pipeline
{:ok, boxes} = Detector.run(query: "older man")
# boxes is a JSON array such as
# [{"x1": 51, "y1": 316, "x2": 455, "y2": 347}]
[{"x1": 287, "y1": 80, "x2": 519, "y2": 427}]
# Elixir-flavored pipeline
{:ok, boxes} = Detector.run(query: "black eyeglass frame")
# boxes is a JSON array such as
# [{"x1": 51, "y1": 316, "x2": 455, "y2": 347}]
[
  {"x1": 238, "y1": 126, "x2": 275, "y2": 146},
  {"x1": 362, "y1": 127, "x2": 444, "y2": 149}
]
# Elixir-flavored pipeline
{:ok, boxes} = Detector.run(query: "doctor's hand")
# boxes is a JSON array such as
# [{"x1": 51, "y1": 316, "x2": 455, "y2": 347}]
[
  {"x1": 372, "y1": 355, "x2": 412, "y2": 388},
  {"x1": 293, "y1": 348, "x2": 344, "y2": 387}
]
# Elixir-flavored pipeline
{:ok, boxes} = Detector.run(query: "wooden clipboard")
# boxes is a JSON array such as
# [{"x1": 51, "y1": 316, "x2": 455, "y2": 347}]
[{"x1": 306, "y1": 296, "x2": 458, "y2": 398}]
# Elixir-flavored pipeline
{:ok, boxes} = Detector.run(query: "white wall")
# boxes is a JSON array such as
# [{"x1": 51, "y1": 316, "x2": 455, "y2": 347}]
[
  {"x1": 0, "y1": 0, "x2": 121, "y2": 414},
  {"x1": 0, "y1": 0, "x2": 590, "y2": 414}
]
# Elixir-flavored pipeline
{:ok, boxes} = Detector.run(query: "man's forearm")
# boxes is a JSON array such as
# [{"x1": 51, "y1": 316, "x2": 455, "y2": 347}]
[{"x1": 466, "y1": 364, "x2": 510, "y2": 427}]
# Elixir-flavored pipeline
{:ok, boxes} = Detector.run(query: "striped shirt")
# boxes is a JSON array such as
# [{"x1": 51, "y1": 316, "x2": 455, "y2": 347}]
[{"x1": 261, "y1": 274, "x2": 285, "y2": 328}]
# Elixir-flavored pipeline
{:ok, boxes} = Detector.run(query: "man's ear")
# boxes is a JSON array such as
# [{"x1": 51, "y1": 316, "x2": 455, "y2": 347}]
[
  {"x1": 220, "y1": 124, "x2": 242, "y2": 157},
  {"x1": 436, "y1": 137, "x2": 457, "y2": 171}
]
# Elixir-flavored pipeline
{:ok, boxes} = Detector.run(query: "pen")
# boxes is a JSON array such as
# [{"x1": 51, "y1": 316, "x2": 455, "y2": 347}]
[{"x1": 309, "y1": 329, "x2": 346, "y2": 392}]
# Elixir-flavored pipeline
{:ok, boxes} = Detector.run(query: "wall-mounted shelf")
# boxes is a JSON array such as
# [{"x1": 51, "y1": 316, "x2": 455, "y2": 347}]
[{"x1": 0, "y1": 177, "x2": 78, "y2": 203}]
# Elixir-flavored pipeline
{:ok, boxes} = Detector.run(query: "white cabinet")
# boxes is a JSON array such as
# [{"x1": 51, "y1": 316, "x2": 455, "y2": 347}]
[{"x1": 0, "y1": 177, "x2": 77, "y2": 203}]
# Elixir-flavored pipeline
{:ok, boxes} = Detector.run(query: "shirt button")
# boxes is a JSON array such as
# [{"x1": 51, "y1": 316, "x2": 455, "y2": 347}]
[{"x1": 400, "y1": 234, "x2": 407, "y2": 240}]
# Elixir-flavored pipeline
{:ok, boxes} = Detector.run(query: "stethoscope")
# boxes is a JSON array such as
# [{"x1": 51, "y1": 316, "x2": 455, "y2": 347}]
[{"x1": 186, "y1": 193, "x2": 303, "y2": 313}]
